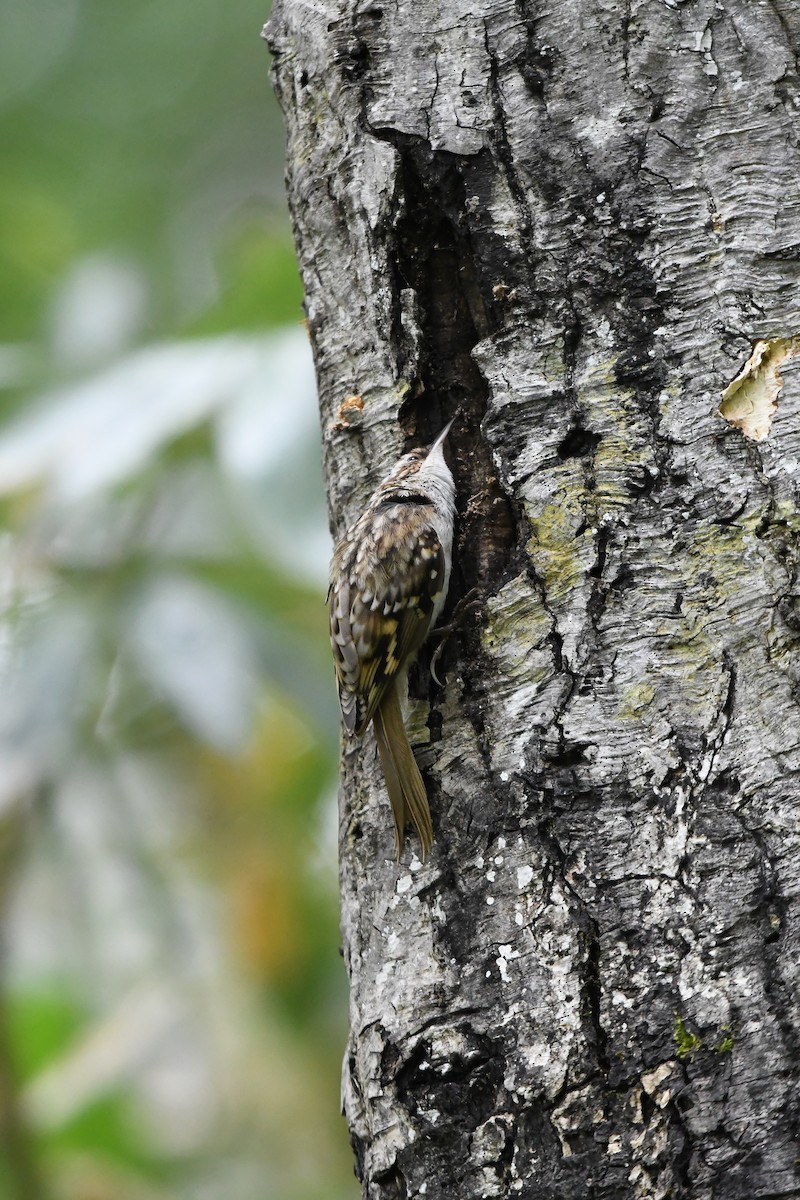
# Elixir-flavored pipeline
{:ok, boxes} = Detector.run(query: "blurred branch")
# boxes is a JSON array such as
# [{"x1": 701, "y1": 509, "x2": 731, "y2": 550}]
[
  {"x1": 0, "y1": 989, "x2": 47, "y2": 1200},
  {"x1": 0, "y1": 801, "x2": 48, "y2": 1200}
]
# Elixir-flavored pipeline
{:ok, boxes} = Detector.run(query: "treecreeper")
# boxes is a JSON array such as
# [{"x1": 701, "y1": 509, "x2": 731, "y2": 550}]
[{"x1": 328, "y1": 420, "x2": 456, "y2": 859}]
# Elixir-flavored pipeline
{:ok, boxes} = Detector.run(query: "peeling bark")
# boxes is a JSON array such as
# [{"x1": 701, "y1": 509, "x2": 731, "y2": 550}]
[
  {"x1": 720, "y1": 337, "x2": 800, "y2": 441},
  {"x1": 266, "y1": 2, "x2": 800, "y2": 1197}
]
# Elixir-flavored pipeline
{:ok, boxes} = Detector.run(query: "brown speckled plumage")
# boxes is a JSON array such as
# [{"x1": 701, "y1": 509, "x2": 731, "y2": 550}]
[{"x1": 328, "y1": 423, "x2": 456, "y2": 858}]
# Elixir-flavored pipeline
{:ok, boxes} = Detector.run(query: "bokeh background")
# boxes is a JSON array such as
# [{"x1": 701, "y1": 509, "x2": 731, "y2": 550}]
[{"x1": 0, "y1": 2, "x2": 354, "y2": 1197}]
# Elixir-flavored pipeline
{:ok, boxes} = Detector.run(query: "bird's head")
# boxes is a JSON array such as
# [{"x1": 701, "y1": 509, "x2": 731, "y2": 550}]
[{"x1": 378, "y1": 418, "x2": 455, "y2": 500}]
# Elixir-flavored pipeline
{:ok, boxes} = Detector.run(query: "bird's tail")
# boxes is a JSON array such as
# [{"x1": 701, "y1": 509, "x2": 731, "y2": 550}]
[{"x1": 372, "y1": 682, "x2": 434, "y2": 861}]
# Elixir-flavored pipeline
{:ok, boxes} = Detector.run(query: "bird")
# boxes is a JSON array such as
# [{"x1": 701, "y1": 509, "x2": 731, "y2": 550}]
[{"x1": 328, "y1": 418, "x2": 456, "y2": 859}]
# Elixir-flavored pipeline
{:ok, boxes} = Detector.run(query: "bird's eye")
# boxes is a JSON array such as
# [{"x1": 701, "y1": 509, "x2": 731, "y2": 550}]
[{"x1": 407, "y1": 453, "x2": 420, "y2": 463}]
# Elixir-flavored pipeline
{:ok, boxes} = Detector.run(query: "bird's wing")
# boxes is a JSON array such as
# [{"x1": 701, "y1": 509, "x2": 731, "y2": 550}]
[{"x1": 329, "y1": 506, "x2": 446, "y2": 737}]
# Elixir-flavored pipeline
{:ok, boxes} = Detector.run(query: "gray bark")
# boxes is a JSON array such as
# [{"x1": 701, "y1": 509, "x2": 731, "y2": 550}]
[{"x1": 266, "y1": 1, "x2": 800, "y2": 1197}]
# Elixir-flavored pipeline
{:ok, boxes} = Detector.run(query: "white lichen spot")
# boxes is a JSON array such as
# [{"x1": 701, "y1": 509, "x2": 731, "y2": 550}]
[
  {"x1": 500, "y1": 770, "x2": 509, "y2": 782},
  {"x1": 517, "y1": 864, "x2": 534, "y2": 889},
  {"x1": 494, "y1": 855, "x2": 504, "y2": 865},
  {"x1": 486, "y1": 896, "x2": 495, "y2": 905},
  {"x1": 396, "y1": 874, "x2": 413, "y2": 895},
  {"x1": 641, "y1": 1063, "x2": 673, "y2": 1095},
  {"x1": 495, "y1": 943, "x2": 520, "y2": 983},
  {"x1": 476, "y1": 856, "x2": 484, "y2": 869},
  {"x1": 628, "y1": 1087, "x2": 644, "y2": 1125},
  {"x1": 498, "y1": 837, "x2": 507, "y2": 849},
  {"x1": 515, "y1": 911, "x2": 523, "y2": 926},
  {"x1": 486, "y1": 870, "x2": 496, "y2": 882},
  {"x1": 719, "y1": 336, "x2": 800, "y2": 441}
]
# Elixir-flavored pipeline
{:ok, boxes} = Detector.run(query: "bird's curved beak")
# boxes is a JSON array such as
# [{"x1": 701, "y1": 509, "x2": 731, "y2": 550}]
[{"x1": 426, "y1": 416, "x2": 455, "y2": 457}]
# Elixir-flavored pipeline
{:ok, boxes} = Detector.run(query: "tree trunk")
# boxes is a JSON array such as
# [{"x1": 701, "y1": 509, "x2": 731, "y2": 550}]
[{"x1": 266, "y1": 1, "x2": 800, "y2": 1196}]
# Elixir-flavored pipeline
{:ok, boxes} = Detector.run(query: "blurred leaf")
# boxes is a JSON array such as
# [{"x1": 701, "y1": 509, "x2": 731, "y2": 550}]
[
  {"x1": 0, "y1": 331, "x2": 322, "y2": 581},
  {"x1": 0, "y1": 335, "x2": 307, "y2": 501},
  {"x1": 126, "y1": 574, "x2": 262, "y2": 753},
  {"x1": 0, "y1": 599, "x2": 100, "y2": 804},
  {"x1": 5, "y1": 989, "x2": 83, "y2": 1083},
  {"x1": 49, "y1": 1097, "x2": 164, "y2": 1179}
]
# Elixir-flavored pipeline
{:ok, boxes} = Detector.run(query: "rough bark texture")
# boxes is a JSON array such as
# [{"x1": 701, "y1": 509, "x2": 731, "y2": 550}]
[{"x1": 266, "y1": 2, "x2": 800, "y2": 1197}]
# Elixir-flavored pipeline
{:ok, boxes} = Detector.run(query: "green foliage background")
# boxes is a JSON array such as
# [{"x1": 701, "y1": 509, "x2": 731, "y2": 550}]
[{"x1": 0, "y1": 2, "x2": 353, "y2": 1197}]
